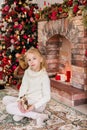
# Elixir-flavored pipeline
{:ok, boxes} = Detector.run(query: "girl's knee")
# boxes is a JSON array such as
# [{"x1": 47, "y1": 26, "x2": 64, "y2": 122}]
[
  {"x1": 2, "y1": 96, "x2": 17, "y2": 105},
  {"x1": 6, "y1": 104, "x2": 12, "y2": 114},
  {"x1": 6, "y1": 103, "x2": 14, "y2": 114},
  {"x1": 6, "y1": 102, "x2": 19, "y2": 115},
  {"x1": 2, "y1": 96, "x2": 9, "y2": 105}
]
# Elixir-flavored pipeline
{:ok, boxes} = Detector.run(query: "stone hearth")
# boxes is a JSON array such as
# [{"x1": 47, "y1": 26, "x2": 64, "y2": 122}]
[
  {"x1": 38, "y1": 16, "x2": 87, "y2": 106},
  {"x1": 51, "y1": 78, "x2": 87, "y2": 106}
]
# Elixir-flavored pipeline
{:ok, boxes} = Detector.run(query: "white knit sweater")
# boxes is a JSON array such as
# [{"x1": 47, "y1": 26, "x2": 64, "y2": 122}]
[{"x1": 18, "y1": 68, "x2": 51, "y2": 109}]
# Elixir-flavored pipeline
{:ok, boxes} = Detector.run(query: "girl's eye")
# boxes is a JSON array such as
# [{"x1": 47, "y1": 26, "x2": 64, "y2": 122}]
[
  {"x1": 28, "y1": 57, "x2": 36, "y2": 62},
  {"x1": 28, "y1": 59, "x2": 31, "y2": 61},
  {"x1": 33, "y1": 57, "x2": 36, "y2": 60}
]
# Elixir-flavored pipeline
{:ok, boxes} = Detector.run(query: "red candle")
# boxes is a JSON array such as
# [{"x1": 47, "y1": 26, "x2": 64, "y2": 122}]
[
  {"x1": 66, "y1": 71, "x2": 71, "y2": 78},
  {"x1": 66, "y1": 71, "x2": 71, "y2": 82},
  {"x1": 44, "y1": 1, "x2": 46, "y2": 6},
  {"x1": 55, "y1": 74, "x2": 61, "y2": 80}
]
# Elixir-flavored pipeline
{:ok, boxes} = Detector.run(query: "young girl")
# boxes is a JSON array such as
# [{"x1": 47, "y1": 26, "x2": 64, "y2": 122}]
[{"x1": 3, "y1": 47, "x2": 51, "y2": 127}]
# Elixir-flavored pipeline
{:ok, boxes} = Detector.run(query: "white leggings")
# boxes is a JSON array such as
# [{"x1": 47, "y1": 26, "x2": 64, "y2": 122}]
[{"x1": 3, "y1": 96, "x2": 46, "y2": 120}]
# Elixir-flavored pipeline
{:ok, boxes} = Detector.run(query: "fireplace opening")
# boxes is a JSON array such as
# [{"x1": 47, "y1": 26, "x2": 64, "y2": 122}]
[{"x1": 45, "y1": 34, "x2": 72, "y2": 83}]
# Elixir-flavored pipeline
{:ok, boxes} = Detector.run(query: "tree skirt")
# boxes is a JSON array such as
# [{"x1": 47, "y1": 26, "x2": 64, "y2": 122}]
[{"x1": 0, "y1": 87, "x2": 87, "y2": 130}]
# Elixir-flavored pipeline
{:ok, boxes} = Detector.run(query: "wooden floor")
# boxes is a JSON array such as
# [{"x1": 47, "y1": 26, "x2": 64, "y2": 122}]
[{"x1": 50, "y1": 78, "x2": 87, "y2": 106}]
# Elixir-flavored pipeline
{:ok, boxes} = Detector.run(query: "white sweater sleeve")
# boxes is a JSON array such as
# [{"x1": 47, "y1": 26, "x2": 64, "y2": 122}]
[{"x1": 34, "y1": 73, "x2": 51, "y2": 109}]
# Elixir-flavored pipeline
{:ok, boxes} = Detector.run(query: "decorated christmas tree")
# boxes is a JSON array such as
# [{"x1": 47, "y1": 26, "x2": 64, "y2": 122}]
[{"x1": 0, "y1": 0, "x2": 39, "y2": 86}]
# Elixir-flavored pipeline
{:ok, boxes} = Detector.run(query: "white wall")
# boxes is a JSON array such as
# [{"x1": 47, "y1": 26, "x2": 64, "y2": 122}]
[
  {"x1": 0, "y1": 0, "x2": 63, "y2": 17},
  {"x1": 37, "y1": 0, "x2": 63, "y2": 9},
  {"x1": 0, "y1": 0, "x2": 3, "y2": 8},
  {"x1": 0, "y1": 0, "x2": 3, "y2": 18}
]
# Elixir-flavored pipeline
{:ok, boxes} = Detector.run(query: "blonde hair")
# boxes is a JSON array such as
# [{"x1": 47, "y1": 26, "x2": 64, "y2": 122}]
[{"x1": 25, "y1": 47, "x2": 47, "y2": 70}]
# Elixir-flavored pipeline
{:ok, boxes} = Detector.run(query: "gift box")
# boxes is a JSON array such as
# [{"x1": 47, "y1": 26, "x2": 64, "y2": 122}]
[
  {"x1": 60, "y1": 74, "x2": 66, "y2": 81},
  {"x1": 55, "y1": 74, "x2": 66, "y2": 81}
]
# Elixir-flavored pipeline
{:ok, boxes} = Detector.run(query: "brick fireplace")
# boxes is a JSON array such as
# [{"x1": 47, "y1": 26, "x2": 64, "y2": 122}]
[
  {"x1": 38, "y1": 16, "x2": 87, "y2": 91},
  {"x1": 38, "y1": 16, "x2": 87, "y2": 106}
]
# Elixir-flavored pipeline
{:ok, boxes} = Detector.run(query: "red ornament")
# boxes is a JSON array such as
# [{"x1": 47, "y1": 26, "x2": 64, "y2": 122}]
[
  {"x1": 21, "y1": 47, "x2": 26, "y2": 54},
  {"x1": 12, "y1": 65, "x2": 17, "y2": 71},
  {"x1": 28, "y1": 10, "x2": 33, "y2": 17},
  {"x1": 12, "y1": 80, "x2": 17, "y2": 85},
  {"x1": 18, "y1": 24, "x2": 23, "y2": 30},
  {"x1": 58, "y1": 7, "x2": 63, "y2": 14},
  {"x1": 2, "y1": 57, "x2": 9, "y2": 65},
  {"x1": 50, "y1": 11, "x2": 58, "y2": 20},
  {"x1": 3, "y1": 5, "x2": 10, "y2": 12},
  {"x1": 73, "y1": 5, "x2": 79, "y2": 14},
  {"x1": 35, "y1": 13, "x2": 40, "y2": 20},
  {"x1": 23, "y1": 34, "x2": 28, "y2": 39},
  {"x1": 67, "y1": 0, "x2": 73, "y2": 6},
  {"x1": 29, "y1": 37, "x2": 33, "y2": 43}
]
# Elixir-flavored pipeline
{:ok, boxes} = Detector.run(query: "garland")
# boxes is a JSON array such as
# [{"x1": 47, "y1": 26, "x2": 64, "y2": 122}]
[{"x1": 38, "y1": 0, "x2": 87, "y2": 28}]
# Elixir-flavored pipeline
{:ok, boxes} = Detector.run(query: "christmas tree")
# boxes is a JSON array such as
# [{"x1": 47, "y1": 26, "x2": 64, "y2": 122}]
[{"x1": 0, "y1": 0, "x2": 40, "y2": 86}]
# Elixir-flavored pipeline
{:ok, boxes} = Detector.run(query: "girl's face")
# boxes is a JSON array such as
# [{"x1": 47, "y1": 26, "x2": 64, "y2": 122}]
[{"x1": 27, "y1": 53, "x2": 42, "y2": 72}]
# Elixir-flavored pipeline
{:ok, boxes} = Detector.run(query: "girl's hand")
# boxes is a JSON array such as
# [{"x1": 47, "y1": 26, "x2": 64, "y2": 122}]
[
  {"x1": 18, "y1": 101, "x2": 26, "y2": 113},
  {"x1": 26, "y1": 105, "x2": 35, "y2": 112},
  {"x1": 18, "y1": 101, "x2": 34, "y2": 113}
]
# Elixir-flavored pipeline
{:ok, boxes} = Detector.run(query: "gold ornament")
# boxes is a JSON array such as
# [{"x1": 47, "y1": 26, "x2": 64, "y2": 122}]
[
  {"x1": 9, "y1": 55, "x2": 12, "y2": 59},
  {"x1": 19, "y1": 0, "x2": 22, "y2": 5},
  {"x1": 0, "y1": 45, "x2": 2, "y2": 50}
]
